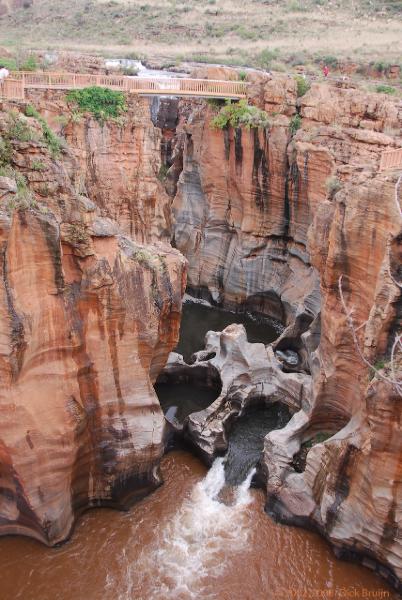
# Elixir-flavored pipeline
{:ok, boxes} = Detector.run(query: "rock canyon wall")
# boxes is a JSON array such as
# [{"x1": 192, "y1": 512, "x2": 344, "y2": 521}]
[
  {"x1": 0, "y1": 70, "x2": 401, "y2": 591},
  {"x1": 168, "y1": 71, "x2": 402, "y2": 588},
  {"x1": 0, "y1": 100, "x2": 186, "y2": 544}
]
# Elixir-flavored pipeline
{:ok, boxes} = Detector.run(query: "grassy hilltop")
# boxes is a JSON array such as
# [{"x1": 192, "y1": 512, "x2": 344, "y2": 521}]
[{"x1": 0, "y1": 0, "x2": 401, "y2": 70}]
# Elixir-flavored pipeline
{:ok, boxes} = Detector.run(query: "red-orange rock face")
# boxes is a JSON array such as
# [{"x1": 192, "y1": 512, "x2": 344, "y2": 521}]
[
  {"x1": 170, "y1": 73, "x2": 402, "y2": 588},
  {"x1": 0, "y1": 71, "x2": 401, "y2": 591},
  {"x1": 0, "y1": 107, "x2": 186, "y2": 544},
  {"x1": 25, "y1": 91, "x2": 172, "y2": 244},
  {"x1": 172, "y1": 103, "x2": 320, "y2": 331}
]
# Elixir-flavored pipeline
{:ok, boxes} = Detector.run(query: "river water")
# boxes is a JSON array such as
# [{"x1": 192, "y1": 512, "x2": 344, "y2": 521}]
[
  {"x1": 175, "y1": 297, "x2": 283, "y2": 362},
  {"x1": 0, "y1": 302, "x2": 399, "y2": 599},
  {"x1": 0, "y1": 451, "x2": 397, "y2": 600}
]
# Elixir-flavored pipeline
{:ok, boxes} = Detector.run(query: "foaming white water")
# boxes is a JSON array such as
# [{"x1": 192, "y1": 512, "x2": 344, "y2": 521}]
[{"x1": 120, "y1": 458, "x2": 256, "y2": 600}]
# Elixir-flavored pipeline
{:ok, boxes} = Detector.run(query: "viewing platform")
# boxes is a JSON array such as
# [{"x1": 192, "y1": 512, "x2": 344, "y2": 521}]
[{"x1": 1, "y1": 71, "x2": 249, "y2": 100}]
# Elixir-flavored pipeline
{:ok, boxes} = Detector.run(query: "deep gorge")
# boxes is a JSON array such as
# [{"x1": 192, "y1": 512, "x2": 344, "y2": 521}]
[{"x1": 0, "y1": 66, "x2": 401, "y2": 597}]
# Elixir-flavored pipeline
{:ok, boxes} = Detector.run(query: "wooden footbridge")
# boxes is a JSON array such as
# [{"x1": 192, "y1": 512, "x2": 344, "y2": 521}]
[{"x1": 1, "y1": 71, "x2": 248, "y2": 100}]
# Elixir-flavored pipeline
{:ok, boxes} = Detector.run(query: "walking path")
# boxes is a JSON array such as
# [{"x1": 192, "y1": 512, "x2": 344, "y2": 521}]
[{"x1": 1, "y1": 71, "x2": 248, "y2": 100}]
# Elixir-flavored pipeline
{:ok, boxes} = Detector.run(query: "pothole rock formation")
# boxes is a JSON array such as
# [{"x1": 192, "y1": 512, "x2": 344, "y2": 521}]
[
  {"x1": 0, "y1": 68, "x2": 401, "y2": 590},
  {"x1": 0, "y1": 106, "x2": 186, "y2": 545},
  {"x1": 162, "y1": 323, "x2": 311, "y2": 461}
]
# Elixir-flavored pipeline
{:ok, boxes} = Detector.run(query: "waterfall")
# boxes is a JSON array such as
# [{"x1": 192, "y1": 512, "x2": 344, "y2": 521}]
[{"x1": 120, "y1": 457, "x2": 256, "y2": 600}]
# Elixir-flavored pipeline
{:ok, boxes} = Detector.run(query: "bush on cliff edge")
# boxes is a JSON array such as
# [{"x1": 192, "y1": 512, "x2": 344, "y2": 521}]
[
  {"x1": 211, "y1": 99, "x2": 269, "y2": 130},
  {"x1": 66, "y1": 87, "x2": 127, "y2": 123}
]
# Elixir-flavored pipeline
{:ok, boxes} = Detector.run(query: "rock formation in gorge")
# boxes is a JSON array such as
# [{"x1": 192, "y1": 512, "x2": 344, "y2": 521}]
[
  {"x1": 165, "y1": 69, "x2": 402, "y2": 589},
  {"x1": 0, "y1": 102, "x2": 186, "y2": 544},
  {"x1": 0, "y1": 65, "x2": 401, "y2": 593}
]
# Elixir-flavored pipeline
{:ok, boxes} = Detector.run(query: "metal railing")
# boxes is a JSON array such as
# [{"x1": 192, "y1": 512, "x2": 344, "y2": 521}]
[
  {"x1": 379, "y1": 148, "x2": 402, "y2": 171},
  {"x1": 2, "y1": 71, "x2": 248, "y2": 99}
]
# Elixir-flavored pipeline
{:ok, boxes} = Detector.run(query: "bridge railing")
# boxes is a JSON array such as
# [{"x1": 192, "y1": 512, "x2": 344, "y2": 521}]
[
  {"x1": 8, "y1": 71, "x2": 248, "y2": 98},
  {"x1": 1, "y1": 78, "x2": 25, "y2": 100},
  {"x1": 379, "y1": 148, "x2": 402, "y2": 171}
]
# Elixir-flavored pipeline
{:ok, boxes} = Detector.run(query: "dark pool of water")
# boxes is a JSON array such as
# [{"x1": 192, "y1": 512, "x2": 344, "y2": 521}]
[
  {"x1": 154, "y1": 382, "x2": 219, "y2": 423},
  {"x1": 224, "y1": 404, "x2": 292, "y2": 486},
  {"x1": 175, "y1": 300, "x2": 283, "y2": 362}
]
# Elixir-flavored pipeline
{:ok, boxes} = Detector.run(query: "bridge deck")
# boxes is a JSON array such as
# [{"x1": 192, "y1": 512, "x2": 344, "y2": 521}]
[{"x1": 2, "y1": 71, "x2": 248, "y2": 100}]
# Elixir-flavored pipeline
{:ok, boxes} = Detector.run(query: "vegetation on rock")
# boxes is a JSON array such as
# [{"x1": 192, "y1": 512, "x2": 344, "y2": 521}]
[
  {"x1": 326, "y1": 176, "x2": 342, "y2": 196},
  {"x1": 295, "y1": 75, "x2": 310, "y2": 97},
  {"x1": 289, "y1": 114, "x2": 302, "y2": 135},
  {"x1": 211, "y1": 99, "x2": 269, "y2": 130},
  {"x1": 25, "y1": 105, "x2": 65, "y2": 158},
  {"x1": 66, "y1": 87, "x2": 127, "y2": 123},
  {"x1": 375, "y1": 84, "x2": 396, "y2": 95}
]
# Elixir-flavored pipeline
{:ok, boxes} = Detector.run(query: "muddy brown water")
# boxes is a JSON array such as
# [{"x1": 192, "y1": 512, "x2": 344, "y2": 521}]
[{"x1": 0, "y1": 451, "x2": 398, "y2": 600}]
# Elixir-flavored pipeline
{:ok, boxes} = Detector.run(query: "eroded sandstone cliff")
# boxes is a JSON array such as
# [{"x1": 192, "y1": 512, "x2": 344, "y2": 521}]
[
  {"x1": 165, "y1": 70, "x2": 402, "y2": 588},
  {"x1": 0, "y1": 103, "x2": 186, "y2": 544},
  {"x1": 0, "y1": 68, "x2": 401, "y2": 592}
]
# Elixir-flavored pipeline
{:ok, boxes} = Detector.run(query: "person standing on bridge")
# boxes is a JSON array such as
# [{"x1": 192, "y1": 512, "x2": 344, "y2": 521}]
[{"x1": 0, "y1": 64, "x2": 10, "y2": 93}]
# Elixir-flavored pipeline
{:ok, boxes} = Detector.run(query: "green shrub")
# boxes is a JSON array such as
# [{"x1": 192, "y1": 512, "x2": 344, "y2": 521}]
[
  {"x1": 31, "y1": 159, "x2": 46, "y2": 171},
  {"x1": 295, "y1": 75, "x2": 310, "y2": 97},
  {"x1": 0, "y1": 136, "x2": 12, "y2": 167},
  {"x1": 238, "y1": 70, "x2": 248, "y2": 81},
  {"x1": 15, "y1": 171, "x2": 27, "y2": 190},
  {"x1": 0, "y1": 57, "x2": 17, "y2": 71},
  {"x1": 7, "y1": 112, "x2": 36, "y2": 142},
  {"x1": 290, "y1": 114, "x2": 302, "y2": 135},
  {"x1": 257, "y1": 48, "x2": 279, "y2": 70},
  {"x1": 0, "y1": 55, "x2": 38, "y2": 72},
  {"x1": 376, "y1": 84, "x2": 396, "y2": 95},
  {"x1": 66, "y1": 87, "x2": 127, "y2": 123},
  {"x1": 373, "y1": 61, "x2": 390, "y2": 73},
  {"x1": 7, "y1": 187, "x2": 37, "y2": 213},
  {"x1": 158, "y1": 164, "x2": 169, "y2": 182},
  {"x1": 20, "y1": 55, "x2": 37, "y2": 71},
  {"x1": 211, "y1": 99, "x2": 270, "y2": 130},
  {"x1": 25, "y1": 104, "x2": 65, "y2": 158},
  {"x1": 326, "y1": 176, "x2": 342, "y2": 196},
  {"x1": 206, "y1": 98, "x2": 225, "y2": 108},
  {"x1": 0, "y1": 164, "x2": 14, "y2": 178},
  {"x1": 369, "y1": 358, "x2": 387, "y2": 380},
  {"x1": 322, "y1": 55, "x2": 338, "y2": 68}
]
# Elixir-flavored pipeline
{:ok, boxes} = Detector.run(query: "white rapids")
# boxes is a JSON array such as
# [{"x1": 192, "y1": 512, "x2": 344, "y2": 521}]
[{"x1": 118, "y1": 457, "x2": 256, "y2": 600}]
